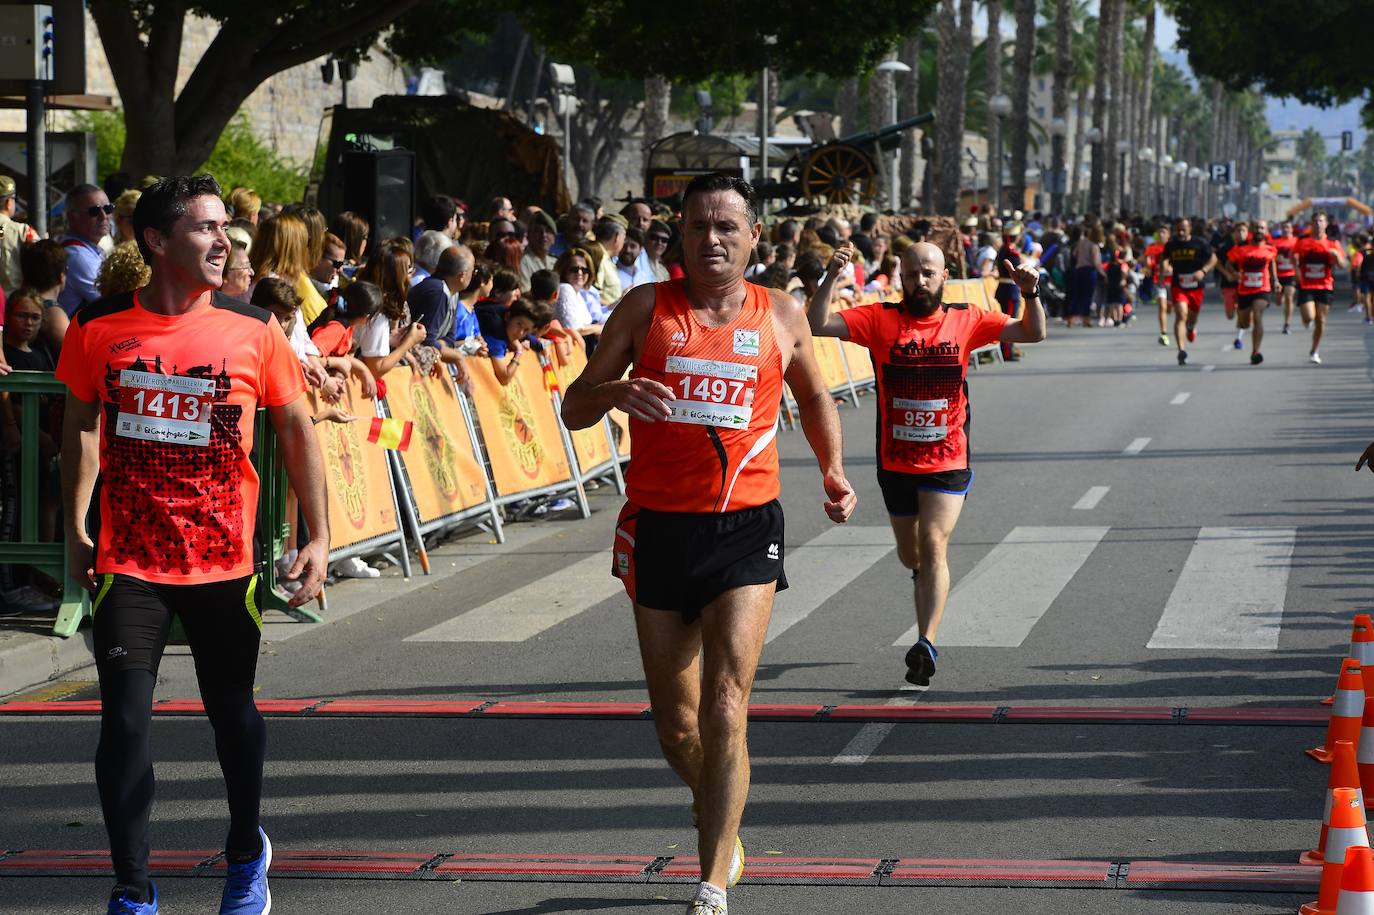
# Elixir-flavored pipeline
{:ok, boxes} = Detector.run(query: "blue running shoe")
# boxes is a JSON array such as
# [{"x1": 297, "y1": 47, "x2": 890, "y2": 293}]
[
  {"x1": 220, "y1": 828, "x2": 272, "y2": 914},
  {"x1": 904, "y1": 638, "x2": 938, "y2": 686},
  {"x1": 108, "y1": 883, "x2": 158, "y2": 914}
]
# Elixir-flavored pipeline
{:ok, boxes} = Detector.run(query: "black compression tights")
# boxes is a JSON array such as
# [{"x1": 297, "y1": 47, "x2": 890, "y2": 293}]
[{"x1": 96, "y1": 668, "x2": 266, "y2": 895}]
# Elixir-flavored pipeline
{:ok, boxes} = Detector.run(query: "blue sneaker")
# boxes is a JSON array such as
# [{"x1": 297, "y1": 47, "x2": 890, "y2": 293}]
[
  {"x1": 220, "y1": 828, "x2": 272, "y2": 914},
  {"x1": 904, "y1": 638, "x2": 938, "y2": 686},
  {"x1": 108, "y1": 883, "x2": 158, "y2": 914}
]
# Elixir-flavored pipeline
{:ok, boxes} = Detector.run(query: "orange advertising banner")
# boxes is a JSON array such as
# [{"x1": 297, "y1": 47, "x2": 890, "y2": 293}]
[
  {"x1": 550, "y1": 347, "x2": 614, "y2": 472},
  {"x1": 311, "y1": 377, "x2": 399, "y2": 552},
  {"x1": 467, "y1": 355, "x2": 572, "y2": 497},
  {"x1": 813, "y1": 335, "x2": 852, "y2": 392},
  {"x1": 382, "y1": 368, "x2": 489, "y2": 522},
  {"x1": 608, "y1": 408, "x2": 631, "y2": 458},
  {"x1": 836, "y1": 296, "x2": 877, "y2": 384}
]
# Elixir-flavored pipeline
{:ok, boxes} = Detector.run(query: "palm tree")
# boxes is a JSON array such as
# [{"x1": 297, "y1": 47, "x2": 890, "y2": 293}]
[
  {"x1": 934, "y1": 0, "x2": 975, "y2": 215},
  {"x1": 642, "y1": 76, "x2": 671, "y2": 172},
  {"x1": 1006, "y1": 0, "x2": 1037, "y2": 211},
  {"x1": 899, "y1": 31, "x2": 924, "y2": 207},
  {"x1": 1067, "y1": 3, "x2": 1097, "y2": 211},
  {"x1": 1101, "y1": 0, "x2": 1125, "y2": 216},
  {"x1": 1296, "y1": 127, "x2": 1327, "y2": 198},
  {"x1": 986, "y1": 0, "x2": 1003, "y2": 211},
  {"x1": 1132, "y1": 2, "x2": 1155, "y2": 213},
  {"x1": 1049, "y1": 0, "x2": 1073, "y2": 213},
  {"x1": 1087, "y1": 0, "x2": 1115, "y2": 213}
]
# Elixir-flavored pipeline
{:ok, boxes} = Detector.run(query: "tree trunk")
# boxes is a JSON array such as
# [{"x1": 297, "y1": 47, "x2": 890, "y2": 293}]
[
  {"x1": 1103, "y1": 0, "x2": 1124, "y2": 217},
  {"x1": 838, "y1": 77, "x2": 861, "y2": 136},
  {"x1": 899, "y1": 31, "x2": 923, "y2": 208},
  {"x1": 1133, "y1": 3, "x2": 1156, "y2": 214},
  {"x1": 1088, "y1": 0, "x2": 1114, "y2": 215},
  {"x1": 1050, "y1": 0, "x2": 1071, "y2": 214},
  {"x1": 570, "y1": 87, "x2": 642, "y2": 201},
  {"x1": 985, "y1": 0, "x2": 1002, "y2": 213},
  {"x1": 1007, "y1": 0, "x2": 1037, "y2": 213},
  {"x1": 1071, "y1": 83, "x2": 1088, "y2": 211},
  {"x1": 934, "y1": 0, "x2": 974, "y2": 215},
  {"x1": 642, "y1": 76, "x2": 672, "y2": 173},
  {"x1": 870, "y1": 68, "x2": 897, "y2": 208}
]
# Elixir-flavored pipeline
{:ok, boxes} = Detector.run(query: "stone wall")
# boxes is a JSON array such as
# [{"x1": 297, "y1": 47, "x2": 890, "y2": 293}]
[{"x1": 0, "y1": 11, "x2": 409, "y2": 170}]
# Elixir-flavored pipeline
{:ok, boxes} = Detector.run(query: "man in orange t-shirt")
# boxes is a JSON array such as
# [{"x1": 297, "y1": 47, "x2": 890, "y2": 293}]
[
  {"x1": 1226, "y1": 224, "x2": 1279, "y2": 365},
  {"x1": 57, "y1": 176, "x2": 328, "y2": 914},
  {"x1": 1272, "y1": 219, "x2": 1299, "y2": 333},
  {"x1": 1144, "y1": 224, "x2": 1171, "y2": 346},
  {"x1": 809, "y1": 241, "x2": 1045, "y2": 687},
  {"x1": 1294, "y1": 211, "x2": 1348, "y2": 364}
]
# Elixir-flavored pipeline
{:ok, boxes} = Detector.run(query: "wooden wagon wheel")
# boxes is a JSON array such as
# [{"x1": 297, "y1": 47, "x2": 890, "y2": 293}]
[
  {"x1": 801, "y1": 143, "x2": 877, "y2": 206},
  {"x1": 777, "y1": 153, "x2": 809, "y2": 209}
]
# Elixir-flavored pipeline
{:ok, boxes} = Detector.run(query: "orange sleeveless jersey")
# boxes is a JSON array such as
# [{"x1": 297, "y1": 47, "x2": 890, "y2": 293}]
[{"x1": 625, "y1": 279, "x2": 783, "y2": 513}]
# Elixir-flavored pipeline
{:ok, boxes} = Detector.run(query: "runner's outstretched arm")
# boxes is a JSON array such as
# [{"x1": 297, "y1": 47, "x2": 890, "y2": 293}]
[
  {"x1": 1000, "y1": 263, "x2": 1047, "y2": 344},
  {"x1": 60, "y1": 393, "x2": 101, "y2": 592},
  {"x1": 561, "y1": 285, "x2": 673, "y2": 429},
  {"x1": 806, "y1": 243, "x2": 854, "y2": 338},
  {"x1": 774, "y1": 291, "x2": 856, "y2": 524},
  {"x1": 270, "y1": 397, "x2": 329, "y2": 607}
]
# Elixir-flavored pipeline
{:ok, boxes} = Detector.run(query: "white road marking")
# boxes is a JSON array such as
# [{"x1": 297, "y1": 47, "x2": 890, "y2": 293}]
[
  {"x1": 1170, "y1": 392, "x2": 1191, "y2": 405},
  {"x1": 1202, "y1": 364, "x2": 1216, "y2": 372},
  {"x1": 894, "y1": 526, "x2": 1110, "y2": 648},
  {"x1": 767, "y1": 527, "x2": 894, "y2": 643},
  {"x1": 404, "y1": 552, "x2": 621, "y2": 642},
  {"x1": 1148, "y1": 527, "x2": 1297, "y2": 650},
  {"x1": 1073, "y1": 486, "x2": 1110, "y2": 511},
  {"x1": 1123, "y1": 438, "x2": 1151, "y2": 455},
  {"x1": 832, "y1": 685, "x2": 922, "y2": 765}
]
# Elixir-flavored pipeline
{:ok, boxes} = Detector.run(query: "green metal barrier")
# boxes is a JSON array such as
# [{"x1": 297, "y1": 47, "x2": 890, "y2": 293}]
[
  {"x1": 0, "y1": 373, "x2": 318, "y2": 637},
  {"x1": 0, "y1": 370, "x2": 89, "y2": 636}
]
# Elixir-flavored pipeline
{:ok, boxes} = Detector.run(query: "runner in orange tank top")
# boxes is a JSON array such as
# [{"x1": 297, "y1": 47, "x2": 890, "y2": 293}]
[{"x1": 562, "y1": 174, "x2": 856, "y2": 915}]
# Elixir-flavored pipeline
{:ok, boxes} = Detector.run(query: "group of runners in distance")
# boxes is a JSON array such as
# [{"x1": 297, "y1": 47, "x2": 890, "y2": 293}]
[{"x1": 1146, "y1": 213, "x2": 1349, "y2": 367}]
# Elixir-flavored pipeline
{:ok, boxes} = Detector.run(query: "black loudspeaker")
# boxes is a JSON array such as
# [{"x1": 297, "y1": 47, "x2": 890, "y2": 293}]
[{"x1": 341, "y1": 150, "x2": 416, "y2": 244}]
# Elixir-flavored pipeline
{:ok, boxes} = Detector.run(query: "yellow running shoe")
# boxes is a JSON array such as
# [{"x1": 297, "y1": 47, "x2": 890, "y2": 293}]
[{"x1": 690, "y1": 802, "x2": 743, "y2": 887}]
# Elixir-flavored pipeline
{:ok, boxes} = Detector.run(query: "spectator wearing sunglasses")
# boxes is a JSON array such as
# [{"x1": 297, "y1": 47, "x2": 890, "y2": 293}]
[
  {"x1": 643, "y1": 219, "x2": 673, "y2": 283},
  {"x1": 309, "y1": 231, "x2": 347, "y2": 298},
  {"x1": 553, "y1": 246, "x2": 607, "y2": 353},
  {"x1": 519, "y1": 210, "x2": 558, "y2": 292},
  {"x1": 56, "y1": 184, "x2": 113, "y2": 317}
]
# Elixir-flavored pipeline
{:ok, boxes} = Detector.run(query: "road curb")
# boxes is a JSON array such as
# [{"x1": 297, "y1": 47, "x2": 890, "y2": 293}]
[{"x1": 0, "y1": 629, "x2": 95, "y2": 698}]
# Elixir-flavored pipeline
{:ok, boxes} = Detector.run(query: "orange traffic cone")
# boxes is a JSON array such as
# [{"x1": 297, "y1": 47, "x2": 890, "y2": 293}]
[
  {"x1": 1306, "y1": 741, "x2": 1364, "y2": 864},
  {"x1": 1336, "y1": 845, "x2": 1374, "y2": 914},
  {"x1": 1303, "y1": 787, "x2": 1371, "y2": 915},
  {"x1": 1326, "y1": 617, "x2": 1374, "y2": 706},
  {"x1": 1311, "y1": 660, "x2": 1365, "y2": 763},
  {"x1": 1359, "y1": 701, "x2": 1374, "y2": 801}
]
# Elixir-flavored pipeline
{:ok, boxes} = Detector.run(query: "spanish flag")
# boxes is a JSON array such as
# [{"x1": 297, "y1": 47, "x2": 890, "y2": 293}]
[
  {"x1": 542, "y1": 362, "x2": 561, "y2": 395},
  {"x1": 367, "y1": 417, "x2": 413, "y2": 451}
]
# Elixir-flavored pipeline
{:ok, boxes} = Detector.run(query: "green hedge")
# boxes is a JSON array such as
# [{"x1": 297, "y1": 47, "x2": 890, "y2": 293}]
[{"x1": 67, "y1": 110, "x2": 308, "y2": 203}]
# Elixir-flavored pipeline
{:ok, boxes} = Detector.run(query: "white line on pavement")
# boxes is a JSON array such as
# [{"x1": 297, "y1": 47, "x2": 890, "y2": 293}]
[
  {"x1": 894, "y1": 526, "x2": 1110, "y2": 648},
  {"x1": 1147, "y1": 527, "x2": 1297, "y2": 650},
  {"x1": 1170, "y1": 392, "x2": 1191, "y2": 405},
  {"x1": 404, "y1": 552, "x2": 621, "y2": 642},
  {"x1": 767, "y1": 527, "x2": 894, "y2": 643},
  {"x1": 832, "y1": 685, "x2": 922, "y2": 765},
  {"x1": 1123, "y1": 438, "x2": 1151, "y2": 455},
  {"x1": 1202, "y1": 364, "x2": 1216, "y2": 372},
  {"x1": 1073, "y1": 486, "x2": 1110, "y2": 510}
]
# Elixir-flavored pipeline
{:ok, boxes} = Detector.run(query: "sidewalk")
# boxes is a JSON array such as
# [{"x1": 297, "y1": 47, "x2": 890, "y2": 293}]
[{"x1": 0, "y1": 500, "x2": 608, "y2": 700}]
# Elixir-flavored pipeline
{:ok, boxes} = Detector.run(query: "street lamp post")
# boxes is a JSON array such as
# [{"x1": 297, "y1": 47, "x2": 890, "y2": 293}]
[
  {"x1": 877, "y1": 59, "x2": 912, "y2": 212},
  {"x1": 1160, "y1": 153, "x2": 1173, "y2": 216},
  {"x1": 1137, "y1": 147, "x2": 1155, "y2": 219},
  {"x1": 1049, "y1": 116, "x2": 1069, "y2": 215},
  {"x1": 1116, "y1": 139, "x2": 1132, "y2": 215},
  {"x1": 988, "y1": 93, "x2": 1012, "y2": 216},
  {"x1": 1188, "y1": 166, "x2": 1204, "y2": 219},
  {"x1": 1173, "y1": 160, "x2": 1188, "y2": 215},
  {"x1": 548, "y1": 63, "x2": 577, "y2": 188},
  {"x1": 1085, "y1": 126, "x2": 1103, "y2": 216}
]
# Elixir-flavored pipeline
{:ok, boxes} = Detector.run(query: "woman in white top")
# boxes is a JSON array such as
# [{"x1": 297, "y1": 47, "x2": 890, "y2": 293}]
[{"x1": 553, "y1": 247, "x2": 608, "y2": 352}]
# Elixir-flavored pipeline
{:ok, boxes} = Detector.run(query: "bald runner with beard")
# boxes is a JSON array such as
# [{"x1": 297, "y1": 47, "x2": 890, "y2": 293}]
[{"x1": 808, "y1": 241, "x2": 1045, "y2": 687}]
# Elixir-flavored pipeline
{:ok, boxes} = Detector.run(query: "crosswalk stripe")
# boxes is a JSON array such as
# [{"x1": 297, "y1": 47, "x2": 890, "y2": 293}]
[
  {"x1": 1147, "y1": 527, "x2": 1296, "y2": 650},
  {"x1": 767, "y1": 526, "x2": 894, "y2": 643},
  {"x1": 404, "y1": 552, "x2": 620, "y2": 642},
  {"x1": 1073, "y1": 486, "x2": 1110, "y2": 510},
  {"x1": 1171, "y1": 392, "x2": 1191, "y2": 405},
  {"x1": 1123, "y1": 437, "x2": 1151, "y2": 455},
  {"x1": 894, "y1": 526, "x2": 1109, "y2": 648},
  {"x1": 832, "y1": 685, "x2": 923, "y2": 765}
]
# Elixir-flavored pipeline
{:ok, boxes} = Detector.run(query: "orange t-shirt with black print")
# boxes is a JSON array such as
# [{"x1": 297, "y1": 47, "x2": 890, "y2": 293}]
[{"x1": 55, "y1": 290, "x2": 305, "y2": 584}]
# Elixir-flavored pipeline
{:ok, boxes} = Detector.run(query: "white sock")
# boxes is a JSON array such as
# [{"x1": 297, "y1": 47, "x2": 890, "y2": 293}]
[{"x1": 694, "y1": 881, "x2": 727, "y2": 909}]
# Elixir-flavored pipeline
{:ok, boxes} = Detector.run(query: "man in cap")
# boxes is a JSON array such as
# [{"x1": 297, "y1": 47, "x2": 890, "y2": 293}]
[
  {"x1": 520, "y1": 210, "x2": 559, "y2": 292},
  {"x1": 0, "y1": 175, "x2": 39, "y2": 291}
]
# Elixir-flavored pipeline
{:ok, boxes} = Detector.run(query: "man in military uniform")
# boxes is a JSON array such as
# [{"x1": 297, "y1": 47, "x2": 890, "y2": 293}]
[{"x1": 0, "y1": 175, "x2": 40, "y2": 291}]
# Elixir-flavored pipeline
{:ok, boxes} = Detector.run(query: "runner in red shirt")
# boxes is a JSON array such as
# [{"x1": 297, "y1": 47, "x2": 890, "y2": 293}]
[
  {"x1": 57, "y1": 176, "x2": 328, "y2": 914},
  {"x1": 808, "y1": 240, "x2": 1045, "y2": 687},
  {"x1": 1226, "y1": 224, "x2": 1279, "y2": 365},
  {"x1": 1272, "y1": 219, "x2": 1299, "y2": 334},
  {"x1": 1144, "y1": 224, "x2": 1171, "y2": 346},
  {"x1": 1294, "y1": 211, "x2": 1348, "y2": 364}
]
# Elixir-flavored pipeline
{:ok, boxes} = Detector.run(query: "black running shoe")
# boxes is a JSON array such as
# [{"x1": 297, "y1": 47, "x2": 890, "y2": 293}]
[
  {"x1": 1250, "y1": 352, "x2": 1263, "y2": 365},
  {"x1": 904, "y1": 638, "x2": 938, "y2": 686},
  {"x1": 1177, "y1": 350, "x2": 1188, "y2": 366}
]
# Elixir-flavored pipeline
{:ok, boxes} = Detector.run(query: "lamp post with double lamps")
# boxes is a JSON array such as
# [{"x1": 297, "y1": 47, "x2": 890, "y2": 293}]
[
  {"x1": 1137, "y1": 147, "x2": 1155, "y2": 216},
  {"x1": 1049, "y1": 116, "x2": 1069, "y2": 215},
  {"x1": 877, "y1": 58, "x2": 912, "y2": 211},
  {"x1": 988, "y1": 92, "x2": 1013, "y2": 215}
]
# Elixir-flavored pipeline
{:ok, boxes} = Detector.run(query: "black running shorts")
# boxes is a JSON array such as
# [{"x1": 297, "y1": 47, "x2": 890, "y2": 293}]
[
  {"x1": 1279, "y1": 276, "x2": 1297, "y2": 288},
  {"x1": 877, "y1": 467, "x2": 973, "y2": 516},
  {"x1": 1237, "y1": 292, "x2": 1269, "y2": 309},
  {"x1": 612, "y1": 499, "x2": 787, "y2": 624},
  {"x1": 1299, "y1": 289, "x2": 1332, "y2": 305},
  {"x1": 92, "y1": 573, "x2": 264, "y2": 685}
]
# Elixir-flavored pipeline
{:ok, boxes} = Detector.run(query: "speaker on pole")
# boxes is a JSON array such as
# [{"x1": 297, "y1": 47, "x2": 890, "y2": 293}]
[{"x1": 341, "y1": 150, "x2": 416, "y2": 243}]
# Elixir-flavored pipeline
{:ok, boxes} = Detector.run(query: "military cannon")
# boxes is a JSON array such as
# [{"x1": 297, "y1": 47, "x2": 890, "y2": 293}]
[{"x1": 761, "y1": 111, "x2": 934, "y2": 210}]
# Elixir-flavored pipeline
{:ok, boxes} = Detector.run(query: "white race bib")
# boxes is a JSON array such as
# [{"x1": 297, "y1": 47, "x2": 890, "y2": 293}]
[
  {"x1": 892, "y1": 396, "x2": 949, "y2": 443},
  {"x1": 1178, "y1": 274, "x2": 1199, "y2": 289},
  {"x1": 664, "y1": 355, "x2": 756, "y2": 429},
  {"x1": 115, "y1": 369, "x2": 215, "y2": 447},
  {"x1": 1305, "y1": 263, "x2": 1327, "y2": 279},
  {"x1": 1243, "y1": 271, "x2": 1264, "y2": 287}
]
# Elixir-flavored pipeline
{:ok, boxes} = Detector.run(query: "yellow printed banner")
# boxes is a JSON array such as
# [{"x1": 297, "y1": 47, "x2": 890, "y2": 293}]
[
  {"x1": 311, "y1": 378, "x2": 399, "y2": 552},
  {"x1": 551, "y1": 347, "x2": 613, "y2": 472},
  {"x1": 382, "y1": 368, "x2": 490, "y2": 521},
  {"x1": 467, "y1": 355, "x2": 572, "y2": 497}
]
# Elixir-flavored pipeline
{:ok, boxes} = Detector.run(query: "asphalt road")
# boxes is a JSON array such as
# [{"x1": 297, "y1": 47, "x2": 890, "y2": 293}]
[{"x1": 4, "y1": 293, "x2": 1372, "y2": 913}]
